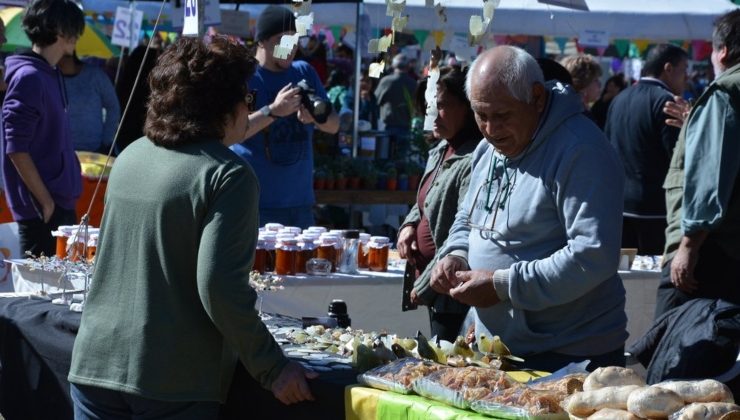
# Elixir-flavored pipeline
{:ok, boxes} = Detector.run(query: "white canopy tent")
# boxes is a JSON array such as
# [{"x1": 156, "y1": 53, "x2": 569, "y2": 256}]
[{"x1": 359, "y1": 0, "x2": 739, "y2": 41}]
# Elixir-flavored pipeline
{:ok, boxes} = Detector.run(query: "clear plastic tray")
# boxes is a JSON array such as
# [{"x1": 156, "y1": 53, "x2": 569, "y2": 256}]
[
  {"x1": 470, "y1": 387, "x2": 569, "y2": 420},
  {"x1": 357, "y1": 358, "x2": 444, "y2": 394},
  {"x1": 412, "y1": 366, "x2": 514, "y2": 410}
]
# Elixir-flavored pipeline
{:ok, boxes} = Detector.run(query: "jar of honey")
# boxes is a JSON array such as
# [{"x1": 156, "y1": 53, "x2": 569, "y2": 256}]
[
  {"x1": 86, "y1": 233, "x2": 99, "y2": 263},
  {"x1": 261, "y1": 233, "x2": 277, "y2": 272},
  {"x1": 306, "y1": 226, "x2": 327, "y2": 235},
  {"x1": 316, "y1": 235, "x2": 339, "y2": 272},
  {"x1": 295, "y1": 234, "x2": 318, "y2": 274},
  {"x1": 66, "y1": 235, "x2": 86, "y2": 262},
  {"x1": 358, "y1": 233, "x2": 371, "y2": 269},
  {"x1": 253, "y1": 239, "x2": 268, "y2": 274},
  {"x1": 275, "y1": 238, "x2": 299, "y2": 275},
  {"x1": 264, "y1": 223, "x2": 284, "y2": 233},
  {"x1": 367, "y1": 236, "x2": 390, "y2": 272}
]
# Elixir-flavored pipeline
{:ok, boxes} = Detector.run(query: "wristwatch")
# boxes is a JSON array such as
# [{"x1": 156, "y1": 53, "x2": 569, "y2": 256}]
[{"x1": 259, "y1": 105, "x2": 275, "y2": 119}]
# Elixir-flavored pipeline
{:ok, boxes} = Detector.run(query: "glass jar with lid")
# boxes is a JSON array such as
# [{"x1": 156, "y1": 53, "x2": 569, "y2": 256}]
[
  {"x1": 316, "y1": 234, "x2": 339, "y2": 272},
  {"x1": 253, "y1": 238, "x2": 268, "y2": 274},
  {"x1": 358, "y1": 233, "x2": 371, "y2": 269},
  {"x1": 337, "y1": 230, "x2": 360, "y2": 274},
  {"x1": 261, "y1": 233, "x2": 277, "y2": 272},
  {"x1": 295, "y1": 234, "x2": 318, "y2": 274},
  {"x1": 367, "y1": 236, "x2": 390, "y2": 272},
  {"x1": 275, "y1": 236, "x2": 299, "y2": 275}
]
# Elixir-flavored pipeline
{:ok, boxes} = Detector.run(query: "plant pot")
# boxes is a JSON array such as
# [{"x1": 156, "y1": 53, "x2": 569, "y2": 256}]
[
  {"x1": 386, "y1": 179, "x2": 398, "y2": 191},
  {"x1": 348, "y1": 177, "x2": 361, "y2": 189},
  {"x1": 398, "y1": 177, "x2": 409, "y2": 191},
  {"x1": 314, "y1": 179, "x2": 326, "y2": 190},
  {"x1": 362, "y1": 178, "x2": 377, "y2": 189},
  {"x1": 326, "y1": 179, "x2": 336, "y2": 190},
  {"x1": 408, "y1": 174, "x2": 421, "y2": 191},
  {"x1": 336, "y1": 178, "x2": 348, "y2": 190}
]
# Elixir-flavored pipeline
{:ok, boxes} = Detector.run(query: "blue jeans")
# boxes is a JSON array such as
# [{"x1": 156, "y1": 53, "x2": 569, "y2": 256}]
[
  {"x1": 71, "y1": 383, "x2": 220, "y2": 420},
  {"x1": 259, "y1": 206, "x2": 315, "y2": 229}
]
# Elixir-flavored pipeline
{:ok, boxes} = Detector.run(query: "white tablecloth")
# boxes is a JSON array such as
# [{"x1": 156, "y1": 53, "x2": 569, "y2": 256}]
[
  {"x1": 260, "y1": 269, "x2": 430, "y2": 337},
  {"x1": 6, "y1": 259, "x2": 660, "y2": 344}
]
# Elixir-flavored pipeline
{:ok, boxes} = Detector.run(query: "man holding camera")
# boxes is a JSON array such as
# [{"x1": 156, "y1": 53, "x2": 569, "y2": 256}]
[{"x1": 231, "y1": 6, "x2": 338, "y2": 228}]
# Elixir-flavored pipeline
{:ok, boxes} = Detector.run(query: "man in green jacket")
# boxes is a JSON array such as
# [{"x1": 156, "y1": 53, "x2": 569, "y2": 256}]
[{"x1": 658, "y1": 9, "x2": 740, "y2": 318}]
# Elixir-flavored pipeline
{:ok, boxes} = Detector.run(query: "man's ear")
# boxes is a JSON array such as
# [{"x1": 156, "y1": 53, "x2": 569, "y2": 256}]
[
  {"x1": 663, "y1": 61, "x2": 673, "y2": 76},
  {"x1": 718, "y1": 45, "x2": 729, "y2": 67}
]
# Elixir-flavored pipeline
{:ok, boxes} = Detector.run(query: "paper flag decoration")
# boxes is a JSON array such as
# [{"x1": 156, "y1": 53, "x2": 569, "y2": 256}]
[
  {"x1": 368, "y1": 33, "x2": 393, "y2": 54},
  {"x1": 273, "y1": 34, "x2": 299, "y2": 59},
  {"x1": 386, "y1": 0, "x2": 406, "y2": 17},
  {"x1": 470, "y1": 15, "x2": 485, "y2": 37},
  {"x1": 483, "y1": 1, "x2": 495, "y2": 23},
  {"x1": 295, "y1": 13, "x2": 314, "y2": 37},
  {"x1": 392, "y1": 15, "x2": 408, "y2": 33},
  {"x1": 432, "y1": 30, "x2": 445, "y2": 47},
  {"x1": 435, "y1": 3, "x2": 447, "y2": 24},
  {"x1": 293, "y1": 0, "x2": 312, "y2": 16},
  {"x1": 369, "y1": 61, "x2": 386, "y2": 78}
]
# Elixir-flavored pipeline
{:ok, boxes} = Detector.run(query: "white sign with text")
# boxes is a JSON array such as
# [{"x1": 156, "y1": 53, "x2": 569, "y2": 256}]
[{"x1": 111, "y1": 6, "x2": 143, "y2": 49}]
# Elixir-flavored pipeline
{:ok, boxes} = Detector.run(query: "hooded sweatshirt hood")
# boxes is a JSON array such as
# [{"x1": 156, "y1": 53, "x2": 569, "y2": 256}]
[{"x1": 1, "y1": 52, "x2": 81, "y2": 221}]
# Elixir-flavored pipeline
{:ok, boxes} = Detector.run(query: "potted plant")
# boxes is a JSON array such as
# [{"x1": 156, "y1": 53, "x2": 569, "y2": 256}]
[
  {"x1": 362, "y1": 168, "x2": 378, "y2": 190},
  {"x1": 348, "y1": 159, "x2": 363, "y2": 190},
  {"x1": 407, "y1": 163, "x2": 423, "y2": 191},
  {"x1": 335, "y1": 170, "x2": 348, "y2": 190},
  {"x1": 386, "y1": 167, "x2": 397, "y2": 191},
  {"x1": 398, "y1": 172, "x2": 409, "y2": 191},
  {"x1": 325, "y1": 169, "x2": 336, "y2": 190},
  {"x1": 314, "y1": 168, "x2": 327, "y2": 190}
]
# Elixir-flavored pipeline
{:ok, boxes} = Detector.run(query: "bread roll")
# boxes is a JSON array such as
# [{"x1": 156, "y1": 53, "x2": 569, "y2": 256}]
[
  {"x1": 562, "y1": 385, "x2": 642, "y2": 417},
  {"x1": 627, "y1": 386, "x2": 684, "y2": 419},
  {"x1": 674, "y1": 402, "x2": 740, "y2": 420},
  {"x1": 587, "y1": 408, "x2": 641, "y2": 419},
  {"x1": 653, "y1": 380, "x2": 734, "y2": 404},
  {"x1": 583, "y1": 367, "x2": 646, "y2": 391}
]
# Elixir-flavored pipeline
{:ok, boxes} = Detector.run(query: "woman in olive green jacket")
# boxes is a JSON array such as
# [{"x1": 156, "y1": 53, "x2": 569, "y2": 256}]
[{"x1": 398, "y1": 66, "x2": 482, "y2": 341}]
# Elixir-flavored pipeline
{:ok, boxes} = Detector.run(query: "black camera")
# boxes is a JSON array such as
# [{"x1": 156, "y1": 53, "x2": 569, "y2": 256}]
[{"x1": 296, "y1": 79, "x2": 331, "y2": 124}]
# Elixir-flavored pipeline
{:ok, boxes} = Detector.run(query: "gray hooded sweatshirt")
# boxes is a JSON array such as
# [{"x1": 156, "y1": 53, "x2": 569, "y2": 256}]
[{"x1": 439, "y1": 82, "x2": 628, "y2": 356}]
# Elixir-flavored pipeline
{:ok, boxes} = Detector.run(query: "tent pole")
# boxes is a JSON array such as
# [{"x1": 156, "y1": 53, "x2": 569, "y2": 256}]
[
  {"x1": 114, "y1": 47, "x2": 125, "y2": 87},
  {"x1": 351, "y1": 1, "x2": 363, "y2": 158}
]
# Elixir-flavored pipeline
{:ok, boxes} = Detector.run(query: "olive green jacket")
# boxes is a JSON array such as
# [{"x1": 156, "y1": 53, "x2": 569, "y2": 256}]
[
  {"x1": 69, "y1": 138, "x2": 288, "y2": 402},
  {"x1": 401, "y1": 137, "x2": 480, "y2": 314}
]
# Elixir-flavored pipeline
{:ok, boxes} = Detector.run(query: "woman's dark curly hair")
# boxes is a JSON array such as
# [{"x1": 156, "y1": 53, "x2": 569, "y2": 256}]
[
  {"x1": 22, "y1": 0, "x2": 84, "y2": 48},
  {"x1": 145, "y1": 36, "x2": 256, "y2": 147}
]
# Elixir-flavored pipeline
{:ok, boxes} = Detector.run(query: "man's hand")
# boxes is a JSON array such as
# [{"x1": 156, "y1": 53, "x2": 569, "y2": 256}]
[
  {"x1": 430, "y1": 255, "x2": 468, "y2": 294},
  {"x1": 297, "y1": 105, "x2": 315, "y2": 125},
  {"x1": 42, "y1": 201, "x2": 55, "y2": 223},
  {"x1": 663, "y1": 95, "x2": 691, "y2": 128},
  {"x1": 270, "y1": 84, "x2": 302, "y2": 118},
  {"x1": 270, "y1": 361, "x2": 318, "y2": 405},
  {"x1": 449, "y1": 270, "x2": 500, "y2": 307},
  {"x1": 671, "y1": 243, "x2": 699, "y2": 293},
  {"x1": 397, "y1": 225, "x2": 417, "y2": 260}
]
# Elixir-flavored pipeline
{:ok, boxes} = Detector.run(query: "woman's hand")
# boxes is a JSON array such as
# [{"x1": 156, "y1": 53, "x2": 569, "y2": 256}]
[
  {"x1": 397, "y1": 225, "x2": 417, "y2": 260},
  {"x1": 271, "y1": 361, "x2": 318, "y2": 405}
]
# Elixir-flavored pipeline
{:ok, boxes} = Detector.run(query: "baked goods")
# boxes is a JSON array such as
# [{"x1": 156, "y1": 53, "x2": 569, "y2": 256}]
[
  {"x1": 627, "y1": 386, "x2": 684, "y2": 418},
  {"x1": 653, "y1": 380, "x2": 734, "y2": 404},
  {"x1": 672, "y1": 402, "x2": 740, "y2": 420},
  {"x1": 357, "y1": 358, "x2": 444, "y2": 393},
  {"x1": 587, "y1": 408, "x2": 641, "y2": 419},
  {"x1": 562, "y1": 385, "x2": 642, "y2": 416},
  {"x1": 583, "y1": 366, "x2": 646, "y2": 391}
]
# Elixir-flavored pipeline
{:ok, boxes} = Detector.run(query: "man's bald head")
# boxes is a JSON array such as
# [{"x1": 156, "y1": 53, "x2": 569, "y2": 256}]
[{"x1": 465, "y1": 46, "x2": 544, "y2": 104}]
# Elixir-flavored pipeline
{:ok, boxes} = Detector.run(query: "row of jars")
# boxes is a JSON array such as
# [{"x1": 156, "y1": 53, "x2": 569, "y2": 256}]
[
  {"x1": 52, "y1": 225, "x2": 99, "y2": 263},
  {"x1": 253, "y1": 224, "x2": 391, "y2": 275}
]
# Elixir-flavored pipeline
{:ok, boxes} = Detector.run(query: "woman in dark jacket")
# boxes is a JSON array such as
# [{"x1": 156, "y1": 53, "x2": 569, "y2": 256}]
[{"x1": 398, "y1": 66, "x2": 482, "y2": 341}]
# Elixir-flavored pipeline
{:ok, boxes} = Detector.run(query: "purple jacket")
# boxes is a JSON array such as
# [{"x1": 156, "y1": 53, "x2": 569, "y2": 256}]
[{"x1": 1, "y1": 52, "x2": 81, "y2": 221}]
